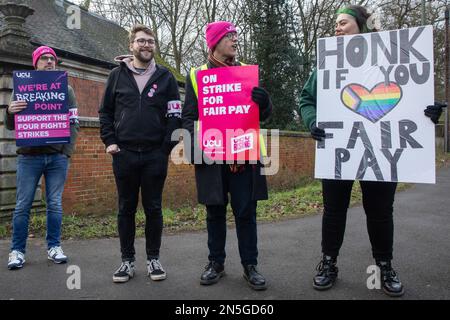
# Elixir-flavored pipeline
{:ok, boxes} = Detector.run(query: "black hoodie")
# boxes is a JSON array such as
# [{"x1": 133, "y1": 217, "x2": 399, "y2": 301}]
[{"x1": 99, "y1": 57, "x2": 181, "y2": 154}]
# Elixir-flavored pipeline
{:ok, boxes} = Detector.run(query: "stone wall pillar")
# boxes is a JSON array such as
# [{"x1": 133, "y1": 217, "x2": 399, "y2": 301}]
[{"x1": 0, "y1": 1, "x2": 42, "y2": 219}]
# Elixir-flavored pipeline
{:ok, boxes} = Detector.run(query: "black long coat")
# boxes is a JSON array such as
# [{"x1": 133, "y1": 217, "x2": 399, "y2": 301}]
[{"x1": 181, "y1": 62, "x2": 271, "y2": 205}]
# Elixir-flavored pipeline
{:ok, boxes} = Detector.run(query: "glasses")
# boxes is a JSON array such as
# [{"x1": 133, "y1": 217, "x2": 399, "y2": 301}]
[
  {"x1": 134, "y1": 38, "x2": 156, "y2": 46},
  {"x1": 224, "y1": 32, "x2": 238, "y2": 40},
  {"x1": 39, "y1": 56, "x2": 55, "y2": 62}
]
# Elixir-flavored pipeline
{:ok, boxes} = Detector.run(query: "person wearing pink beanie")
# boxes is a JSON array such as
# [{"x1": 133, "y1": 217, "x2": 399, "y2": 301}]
[
  {"x1": 205, "y1": 21, "x2": 237, "y2": 51},
  {"x1": 5, "y1": 44, "x2": 79, "y2": 270},
  {"x1": 182, "y1": 21, "x2": 273, "y2": 291},
  {"x1": 32, "y1": 46, "x2": 58, "y2": 69}
]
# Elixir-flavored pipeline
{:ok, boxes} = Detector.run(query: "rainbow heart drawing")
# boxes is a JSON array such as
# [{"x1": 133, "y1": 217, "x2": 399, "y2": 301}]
[{"x1": 340, "y1": 82, "x2": 403, "y2": 123}]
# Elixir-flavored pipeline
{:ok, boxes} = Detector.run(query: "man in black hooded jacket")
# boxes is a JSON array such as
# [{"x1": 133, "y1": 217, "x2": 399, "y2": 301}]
[{"x1": 99, "y1": 24, "x2": 181, "y2": 283}]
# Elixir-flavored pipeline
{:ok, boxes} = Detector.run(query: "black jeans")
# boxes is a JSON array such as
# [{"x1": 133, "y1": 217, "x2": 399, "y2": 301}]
[
  {"x1": 206, "y1": 165, "x2": 258, "y2": 266},
  {"x1": 321, "y1": 179, "x2": 397, "y2": 261},
  {"x1": 112, "y1": 148, "x2": 168, "y2": 262}
]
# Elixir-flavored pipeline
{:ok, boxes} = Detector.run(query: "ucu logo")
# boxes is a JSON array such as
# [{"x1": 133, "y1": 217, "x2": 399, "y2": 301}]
[
  {"x1": 167, "y1": 100, "x2": 181, "y2": 111},
  {"x1": 203, "y1": 139, "x2": 222, "y2": 148},
  {"x1": 16, "y1": 72, "x2": 31, "y2": 79}
]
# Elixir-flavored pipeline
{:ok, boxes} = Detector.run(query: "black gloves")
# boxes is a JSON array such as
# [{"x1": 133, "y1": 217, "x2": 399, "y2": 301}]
[
  {"x1": 310, "y1": 122, "x2": 326, "y2": 141},
  {"x1": 424, "y1": 101, "x2": 447, "y2": 124},
  {"x1": 252, "y1": 87, "x2": 270, "y2": 112}
]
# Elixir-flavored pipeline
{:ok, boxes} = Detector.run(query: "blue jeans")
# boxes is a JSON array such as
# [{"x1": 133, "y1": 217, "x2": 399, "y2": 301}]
[{"x1": 11, "y1": 153, "x2": 69, "y2": 253}]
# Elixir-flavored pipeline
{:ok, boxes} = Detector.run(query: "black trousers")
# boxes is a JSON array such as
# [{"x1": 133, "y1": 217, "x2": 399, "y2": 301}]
[
  {"x1": 321, "y1": 179, "x2": 397, "y2": 261},
  {"x1": 206, "y1": 164, "x2": 258, "y2": 266},
  {"x1": 112, "y1": 148, "x2": 168, "y2": 261}
]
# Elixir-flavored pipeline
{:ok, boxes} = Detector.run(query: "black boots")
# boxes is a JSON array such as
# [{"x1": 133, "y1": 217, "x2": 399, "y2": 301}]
[
  {"x1": 313, "y1": 255, "x2": 338, "y2": 290},
  {"x1": 312, "y1": 255, "x2": 405, "y2": 297},
  {"x1": 243, "y1": 265, "x2": 267, "y2": 291},
  {"x1": 200, "y1": 262, "x2": 267, "y2": 291},
  {"x1": 376, "y1": 260, "x2": 404, "y2": 297},
  {"x1": 200, "y1": 261, "x2": 225, "y2": 285}
]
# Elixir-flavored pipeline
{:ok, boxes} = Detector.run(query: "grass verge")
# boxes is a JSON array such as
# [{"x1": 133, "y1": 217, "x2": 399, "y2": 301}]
[{"x1": 0, "y1": 180, "x2": 413, "y2": 241}]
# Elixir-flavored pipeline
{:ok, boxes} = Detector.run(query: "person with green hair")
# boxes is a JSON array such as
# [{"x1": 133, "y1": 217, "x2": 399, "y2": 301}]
[{"x1": 299, "y1": 4, "x2": 446, "y2": 297}]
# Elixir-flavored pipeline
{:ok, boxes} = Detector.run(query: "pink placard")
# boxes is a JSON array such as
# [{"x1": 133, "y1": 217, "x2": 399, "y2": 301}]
[
  {"x1": 197, "y1": 65, "x2": 260, "y2": 161},
  {"x1": 13, "y1": 71, "x2": 70, "y2": 146},
  {"x1": 16, "y1": 129, "x2": 70, "y2": 139},
  {"x1": 15, "y1": 113, "x2": 69, "y2": 140}
]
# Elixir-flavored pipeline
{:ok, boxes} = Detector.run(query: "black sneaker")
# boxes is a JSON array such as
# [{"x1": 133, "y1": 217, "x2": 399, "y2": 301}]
[
  {"x1": 313, "y1": 255, "x2": 338, "y2": 290},
  {"x1": 147, "y1": 259, "x2": 166, "y2": 281},
  {"x1": 243, "y1": 265, "x2": 267, "y2": 291},
  {"x1": 112, "y1": 261, "x2": 135, "y2": 283},
  {"x1": 200, "y1": 261, "x2": 224, "y2": 285},
  {"x1": 376, "y1": 261, "x2": 404, "y2": 297}
]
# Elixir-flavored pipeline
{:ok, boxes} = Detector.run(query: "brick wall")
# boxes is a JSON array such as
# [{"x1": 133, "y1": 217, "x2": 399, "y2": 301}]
[
  {"x1": 68, "y1": 76, "x2": 105, "y2": 117},
  {"x1": 63, "y1": 123, "x2": 116, "y2": 215},
  {"x1": 62, "y1": 124, "x2": 315, "y2": 215},
  {"x1": 267, "y1": 134, "x2": 315, "y2": 190}
]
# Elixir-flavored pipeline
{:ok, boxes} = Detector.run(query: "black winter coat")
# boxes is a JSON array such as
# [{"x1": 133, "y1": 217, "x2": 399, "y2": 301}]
[{"x1": 99, "y1": 63, "x2": 181, "y2": 155}]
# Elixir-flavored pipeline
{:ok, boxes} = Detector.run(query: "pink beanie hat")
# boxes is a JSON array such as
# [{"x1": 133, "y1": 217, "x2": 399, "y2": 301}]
[
  {"x1": 206, "y1": 21, "x2": 237, "y2": 50},
  {"x1": 32, "y1": 46, "x2": 58, "y2": 68}
]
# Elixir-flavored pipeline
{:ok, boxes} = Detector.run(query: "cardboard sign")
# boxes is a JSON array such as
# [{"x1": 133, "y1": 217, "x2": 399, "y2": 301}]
[
  {"x1": 316, "y1": 26, "x2": 435, "y2": 183},
  {"x1": 13, "y1": 70, "x2": 69, "y2": 147},
  {"x1": 197, "y1": 65, "x2": 260, "y2": 161}
]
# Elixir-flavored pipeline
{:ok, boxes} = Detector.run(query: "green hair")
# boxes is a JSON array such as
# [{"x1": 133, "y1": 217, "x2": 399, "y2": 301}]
[
  {"x1": 336, "y1": 8, "x2": 357, "y2": 18},
  {"x1": 336, "y1": 6, "x2": 375, "y2": 33}
]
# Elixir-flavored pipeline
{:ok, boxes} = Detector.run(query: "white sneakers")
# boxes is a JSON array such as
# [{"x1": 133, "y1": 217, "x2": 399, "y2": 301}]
[
  {"x1": 112, "y1": 259, "x2": 167, "y2": 283},
  {"x1": 113, "y1": 261, "x2": 135, "y2": 283},
  {"x1": 147, "y1": 259, "x2": 166, "y2": 281},
  {"x1": 7, "y1": 250, "x2": 25, "y2": 270},
  {"x1": 8, "y1": 246, "x2": 68, "y2": 270},
  {"x1": 47, "y1": 246, "x2": 68, "y2": 264}
]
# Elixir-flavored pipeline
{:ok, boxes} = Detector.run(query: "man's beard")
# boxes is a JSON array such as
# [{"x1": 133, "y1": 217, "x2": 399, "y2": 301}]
[
  {"x1": 133, "y1": 48, "x2": 154, "y2": 63},
  {"x1": 37, "y1": 65, "x2": 55, "y2": 71}
]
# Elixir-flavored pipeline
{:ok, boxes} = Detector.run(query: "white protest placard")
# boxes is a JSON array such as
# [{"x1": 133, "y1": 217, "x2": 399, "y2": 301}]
[{"x1": 316, "y1": 26, "x2": 435, "y2": 183}]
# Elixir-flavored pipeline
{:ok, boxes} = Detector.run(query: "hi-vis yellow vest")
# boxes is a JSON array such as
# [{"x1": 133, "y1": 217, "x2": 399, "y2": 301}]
[{"x1": 189, "y1": 63, "x2": 267, "y2": 157}]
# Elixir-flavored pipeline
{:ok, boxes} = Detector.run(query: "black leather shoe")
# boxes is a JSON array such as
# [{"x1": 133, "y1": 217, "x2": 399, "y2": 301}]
[
  {"x1": 200, "y1": 261, "x2": 224, "y2": 285},
  {"x1": 376, "y1": 261, "x2": 404, "y2": 297},
  {"x1": 313, "y1": 255, "x2": 338, "y2": 290},
  {"x1": 243, "y1": 265, "x2": 267, "y2": 291}
]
